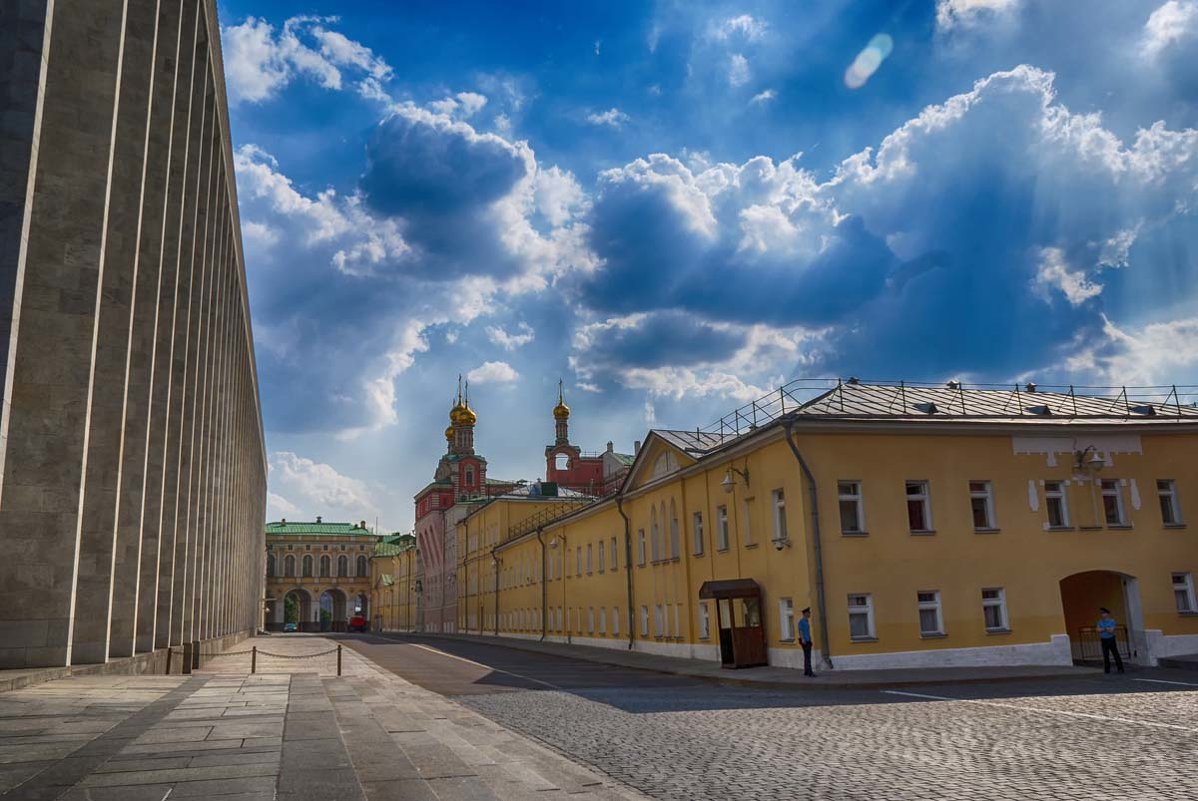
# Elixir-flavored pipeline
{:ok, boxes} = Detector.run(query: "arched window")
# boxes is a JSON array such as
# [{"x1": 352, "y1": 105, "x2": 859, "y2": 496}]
[
  {"x1": 267, "y1": 554, "x2": 275, "y2": 577},
  {"x1": 320, "y1": 555, "x2": 330, "y2": 577},
  {"x1": 338, "y1": 555, "x2": 348, "y2": 577},
  {"x1": 650, "y1": 507, "x2": 660, "y2": 562},
  {"x1": 555, "y1": 453, "x2": 569, "y2": 471},
  {"x1": 356, "y1": 555, "x2": 367, "y2": 577},
  {"x1": 669, "y1": 499, "x2": 680, "y2": 559},
  {"x1": 284, "y1": 554, "x2": 295, "y2": 577},
  {"x1": 302, "y1": 555, "x2": 313, "y2": 577}
]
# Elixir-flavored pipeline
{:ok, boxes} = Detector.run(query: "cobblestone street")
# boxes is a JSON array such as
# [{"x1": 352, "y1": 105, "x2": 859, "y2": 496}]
[{"x1": 343, "y1": 635, "x2": 1198, "y2": 801}]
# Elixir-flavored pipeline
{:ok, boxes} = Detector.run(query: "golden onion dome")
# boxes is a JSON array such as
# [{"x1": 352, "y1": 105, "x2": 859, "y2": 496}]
[
  {"x1": 445, "y1": 425, "x2": 454, "y2": 442},
  {"x1": 458, "y1": 404, "x2": 477, "y2": 425},
  {"x1": 553, "y1": 400, "x2": 570, "y2": 420}
]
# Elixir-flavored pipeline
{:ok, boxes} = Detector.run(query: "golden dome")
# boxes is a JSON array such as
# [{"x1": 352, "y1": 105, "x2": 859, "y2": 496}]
[
  {"x1": 458, "y1": 404, "x2": 477, "y2": 425},
  {"x1": 553, "y1": 400, "x2": 570, "y2": 420},
  {"x1": 445, "y1": 426, "x2": 454, "y2": 442}
]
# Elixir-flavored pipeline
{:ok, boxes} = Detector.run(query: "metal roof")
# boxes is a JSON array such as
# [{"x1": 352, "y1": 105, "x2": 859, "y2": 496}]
[{"x1": 265, "y1": 521, "x2": 379, "y2": 537}]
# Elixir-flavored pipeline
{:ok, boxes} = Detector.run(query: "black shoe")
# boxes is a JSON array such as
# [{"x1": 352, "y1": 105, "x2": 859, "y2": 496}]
[{"x1": 804, "y1": 672, "x2": 816, "y2": 677}]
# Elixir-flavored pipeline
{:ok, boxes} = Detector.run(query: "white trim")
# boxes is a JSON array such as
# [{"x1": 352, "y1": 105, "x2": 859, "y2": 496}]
[
  {"x1": 1144, "y1": 630, "x2": 1198, "y2": 662},
  {"x1": 831, "y1": 634, "x2": 1072, "y2": 669}
]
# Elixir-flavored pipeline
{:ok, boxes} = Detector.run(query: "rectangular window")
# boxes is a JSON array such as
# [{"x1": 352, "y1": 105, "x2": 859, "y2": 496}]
[
  {"x1": 969, "y1": 481, "x2": 996, "y2": 530},
  {"x1": 716, "y1": 506, "x2": 729, "y2": 550},
  {"x1": 1174, "y1": 573, "x2": 1197, "y2": 613},
  {"x1": 673, "y1": 604, "x2": 680, "y2": 637},
  {"x1": 742, "y1": 498, "x2": 754, "y2": 546},
  {"x1": 637, "y1": 530, "x2": 646, "y2": 565},
  {"x1": 699, "y1": 603, "x2": 710, "y2": 639},
  {"x1": 598, "y1": 607, "x2": 606, "y2": 635},
  {"x1": 586, "y1": 543, "x2": 593, "y2": 574},
  {"x1": 654, "y1": 604, "x2": 664, "y2": 637},
  {"x1": 982, "y1": 588, "x2": 1008, "y2": 631},
  {"x1": 838, "y1": 481, "x2": 865, "y2": 534},
  {"x1": 640, "y1": 605, "x2": 649, "y2": 637},
  {"x1": 612, "y1": 607, "x2": 620, "y2": 637},
  {"x1": 771, "y1": 489, "x2": 787, "y2": 543},
  {"x1": 598, "y1": 541, "x2": 605, "y2": 573},
  {"x1": 610, "y1": 536, "x2": 618, "y2": 569},
  {"x1": 587, "y1": 608, "x2": 594, "y2": 634},
  {"x1": 1158, "y1": 480, "x2": 1182, "y2": 525},
  {"x1": 906, "y1": 481, "x2": 932, "y2": 532},
  {"x1": 1045, "y1": 481, "x2": 1070, "y2": 528},
  {"x1": 692, "y1": 512, "x2": 705, "y2": 555},
  {"x1": 847, "y1": 594, "x2": 875, "y2": 641},
  {"x1": 1101, "y1": 480, "x2": 1126, "y2": 526},
  {"x1": 779, "y1": 597, "x2": 795, "y2": 641},
  {"x1": 918, "y1": 591, "x2": 944, "y2": 636},
  {"x1": 576, "y1": 547, "x2": 582, "y2": 575}
]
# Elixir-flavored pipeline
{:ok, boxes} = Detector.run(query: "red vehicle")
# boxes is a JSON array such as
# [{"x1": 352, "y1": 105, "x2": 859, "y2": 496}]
[{"x1": 348, "y1": 615, "x2": 368, "y2": 632}]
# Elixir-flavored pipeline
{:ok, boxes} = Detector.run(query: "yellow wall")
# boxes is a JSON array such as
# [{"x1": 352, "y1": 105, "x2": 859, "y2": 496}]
[{"x1": 370, "y1": 547, "x2": 419, "y2": 631}]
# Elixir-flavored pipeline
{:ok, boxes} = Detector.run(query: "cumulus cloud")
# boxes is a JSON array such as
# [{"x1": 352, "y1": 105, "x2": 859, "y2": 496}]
[
  {"x1": 268, "y1": 451, "x2": 380, "y2": 523},
  {"x1": 222, "y1": 16, "x2": 392, "y2": 103},
  {"x1": 468, "y1": 361, "x2": 520, "y2": 384},
  {"x1": 936, "y1": 0, "x2": 1022, "y2": 31},
  {"x1": 1034, "y1": 248, "x2": 1104, "y2": 306},
  {"x1": 1142, "y1": 1, "x2": 1198, "y2": 57},
  {"x1": 586, "y1": 108, "x2": 631, "y2": 128},
  {"x1": 1064, "y1": 315, "x2": 1198, "y2": 385},
  {"x1": 486, "y1": 322, "x2": 535, "y2": 350}
]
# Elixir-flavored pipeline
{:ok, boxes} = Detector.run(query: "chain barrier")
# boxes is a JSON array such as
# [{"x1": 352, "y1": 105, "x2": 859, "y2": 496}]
[{"x1": 162, "y1": 643, "x2": 344, "y2": 676}]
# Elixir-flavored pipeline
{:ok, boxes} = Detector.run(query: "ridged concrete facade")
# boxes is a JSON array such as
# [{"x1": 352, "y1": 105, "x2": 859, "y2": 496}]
[{"x1": 0, "y1": 0, "x2": 267, "y2": 668}]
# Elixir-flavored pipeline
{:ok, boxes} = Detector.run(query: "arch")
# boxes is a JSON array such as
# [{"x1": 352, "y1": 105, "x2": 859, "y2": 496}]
[
  {"x1": 650, "y1": 506, "x2": 660, "y2": 562},
  {"x1": 669, "y1": 498, "x2": 680, "y2": 559},
  {"x1": 338, "y1": 554, "x2": 349, "y2": 577},
  {"x1": 555, "y1": 453, "x2": 570, "y2": 471},
  {"x1": 319, "y1": 588, "x2": 349, "y2": 632},
  {"x1": 320, "y1": 554, "x2": 331, "y2": 577},
  {"x1": 1059, "y1": 570, "x2": 1146, "y2": 665},
  {"x1": 356, "y1": 555, "x2": 367, "y2": 577},
  {"x1": 302, "y1": 554, "x2": 313, "y2": 577},
  {"x1": 284, "y1": 554, "x2": 296, "y2": 578},
  {"x1": 266, "y1": 553, "x2": 275, "y2": 577},
  {"x1": 283, "y1": 587, "x2": 313, "y2": 631},
  {"x1": 355, "y1": 593, "x2": 369, "y2": 618}
]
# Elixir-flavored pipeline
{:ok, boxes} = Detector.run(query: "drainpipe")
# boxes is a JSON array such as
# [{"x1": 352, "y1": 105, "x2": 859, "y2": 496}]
[
  {"x1": 491, "y1": 546, "x2": 500, "y2": 637},
  {"x1": 782, "y1": 420, "x2": 833, "y2": 669},
  {"x1": 616, "y1": 495, "x2": 635, "y2": 650},
  {"x1": 536, "y1": 528, "x2": 547, "y2": 641}
]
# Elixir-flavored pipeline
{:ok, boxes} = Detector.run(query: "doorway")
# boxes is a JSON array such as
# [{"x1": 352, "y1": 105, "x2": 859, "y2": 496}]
[
  {"x1": 699, "y1": 579, "x2": 767, "y2": 669},
  {"x1": 1059, "y1": 571, "x2": 1145, "y2": 664}
]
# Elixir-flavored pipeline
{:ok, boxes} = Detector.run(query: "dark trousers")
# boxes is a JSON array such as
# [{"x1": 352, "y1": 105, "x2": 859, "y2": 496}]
[
  {"x1": 1101, "y1": 637, "x2": 1124, "y2": 673},
  {"x1": 801, "y1": 641, "x2": 814, "y2": 676}
]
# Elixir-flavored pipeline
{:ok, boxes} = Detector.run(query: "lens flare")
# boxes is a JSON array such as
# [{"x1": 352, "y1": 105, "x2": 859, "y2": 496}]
[{"x1": 844, "y1": 33, "x2": 894, "y2": 90}]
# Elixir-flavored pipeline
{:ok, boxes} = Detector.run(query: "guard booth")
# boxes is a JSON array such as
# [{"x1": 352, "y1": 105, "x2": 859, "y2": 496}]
[{"x1": 699, "y1": 579, "x2": 767, "y2": 669}]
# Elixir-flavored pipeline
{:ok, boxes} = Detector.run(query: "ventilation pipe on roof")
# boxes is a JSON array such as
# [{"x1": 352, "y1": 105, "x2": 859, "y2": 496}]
[
  {"x1": 634, "y1": 440, "x2": 641, "y2": 454},
  {"x1": 782, "y1": 419, "x2": 833, "y2": 670},
  {"x1": 316, "y1": 516, "x2": 322, "y2": 524}
]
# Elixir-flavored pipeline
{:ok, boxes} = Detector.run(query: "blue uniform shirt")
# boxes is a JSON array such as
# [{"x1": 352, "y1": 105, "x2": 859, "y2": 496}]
[
  {"x1": 1097, "y1": 617, "x2": 1117, "y2": 639},
  {"x1": 798, "y1": 617, "x2": 812, "y2": 643}
]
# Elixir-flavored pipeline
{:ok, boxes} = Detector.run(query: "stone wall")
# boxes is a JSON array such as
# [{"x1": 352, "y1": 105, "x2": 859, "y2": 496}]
[{"x1": 0, "y1": 0, "x2": 267, "y2": 668}]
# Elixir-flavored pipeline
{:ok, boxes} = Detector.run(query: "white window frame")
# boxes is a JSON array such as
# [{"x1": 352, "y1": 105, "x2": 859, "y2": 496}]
[
  {"x1": 1044, "y1": 481, "x2": 1070, "y2": 528},
  {"x1": 838, "y1": 480, "x2": 865, "y2": 535},
  {"x1": 654, "y1": 604, "x2": 664, "y2": 637},
  {"x1": 1101, "y1": 479, "x2": 1127, "y2": 526},
  {"x1": 612, "y1": 607, "x2": 620, "y2": 637},
  {"x1": 598, "y1": 540, "x2": 605, "y2": 573},
  {"x1": 982, "y1": 587, "x2": 1009, "y2": 632},
  {"x1": 598, "y1": 607, "x2": 606, "y2": 635},
  {"x1": 586, "y1": 543, "x2": 593, "y2": 574},
  {"x1": 640, "y1": 605, "x2": 649, "y2": 637},
  {"x1": 610, "y1": 536, "x2": 618, "y2": 569},
  {"x1": 1174, "y1": 572, "x2": 1197, "y2": 614},
  {"x1": 771, "y1": 489, "x2": 788, "y2": 543},
  {"x1": 699, "y1": 602, "x2": 710, "y2": 639},
  {"x1": 576, "y1": 547, "x2": 582, "y2": 576},
  {"x1": 905, "y1": 480, "x2": 933, "y2": 533},
  {"x1": 1158, "y1": 479, "x2": 1183, "y2": 526},
  {"x1": 716, "y1": 505, "x2": 729, "y2": 550},
  {"x1": 587, "y1": 607, "x2": 594, "y2": 634},
  {"x1": 637, "y1": 530, "x2": 646, "y2": 565},
  {"x1": 673, "y1": 604, "x2": 680, "y2": 637},
  {"x1": 847, "y1": 593, "x2": 875, "y2": 641},
  {"x1": 779, "y1": 597, "x2": 795, "y2": 642},
  {"x1": 742, "y1": 498, "x2": 754, "y2": 546},
  {"x1": 917, "y1": 590, "x2": 944, "y2": 636},
  {"x1": 969, "y1": 481, "x2": 996, "y2": 531},
  {"x1": 692, "y1": 512, "x2": 705, "y2": 555}
]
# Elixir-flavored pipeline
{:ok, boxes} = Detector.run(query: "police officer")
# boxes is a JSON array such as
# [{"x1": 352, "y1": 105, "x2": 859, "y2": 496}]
[
  {"x1": 798, "y1": 607, "x2": 815, "y2": 677},
  {"x1": 1097, "y1": 607, "x2": 1124, "y2": 674}
]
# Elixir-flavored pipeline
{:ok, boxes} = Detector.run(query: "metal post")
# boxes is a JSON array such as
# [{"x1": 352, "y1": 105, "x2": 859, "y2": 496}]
[
  {"x1": 337, "y1": 645, "x2": 342, "y2": 676},
  {"x1": 191, "y1": 640, "x2": 200, "y2": 671},
  {"x1": 251, "y1": 646, "x2": 257, "y2": 674},
  {"x1": 165, "y1": 646, "x2": 173, "y2": 675},
  {"x1": 182, "y1": 642, "x2": 192, "y2": 674}
]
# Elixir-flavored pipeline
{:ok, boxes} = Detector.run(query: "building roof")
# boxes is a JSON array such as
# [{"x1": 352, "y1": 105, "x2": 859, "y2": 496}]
[
  {"x1": 265, "y1": 520, "x2": 379, "y2": 538},
  {"x1": 609, "y1": 452, "x2": 636, "y2": 466},
  {"x1": 373, "y1": 542, "x2": 407, "y2": 557}
]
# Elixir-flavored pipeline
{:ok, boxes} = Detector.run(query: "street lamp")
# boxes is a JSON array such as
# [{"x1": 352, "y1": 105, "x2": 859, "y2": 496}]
[{"x1": 722, "y1": 465, "x2": 750, "y2": 494}]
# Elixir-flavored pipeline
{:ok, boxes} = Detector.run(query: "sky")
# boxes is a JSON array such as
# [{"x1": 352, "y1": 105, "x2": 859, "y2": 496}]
[{"x1": 217, "y1": 0, "x2": 1198, "y2": 533}]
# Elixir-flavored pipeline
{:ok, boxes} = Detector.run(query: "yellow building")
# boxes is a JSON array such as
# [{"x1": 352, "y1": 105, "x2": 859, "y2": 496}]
[
  {"x1": 463, "y1": 381, "x2": 1198, "y2": 670},
  {"x1": 264, "y1": 518, "x2": 380, "y2": 631}
]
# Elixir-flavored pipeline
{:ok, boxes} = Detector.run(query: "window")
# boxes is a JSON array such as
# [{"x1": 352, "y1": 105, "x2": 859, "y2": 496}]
[
  {"x1": 465, "y1": 467, "x2": 474, "y2": 486},
  {"x1": 640, "y1": 605, "x2": 649, "y2": 637},
  {"x1": 598, "y1": 607, "x2": 606, "y2": 634},
  {"x1": 598, "y1": 541, "x2": 605, "y2": 573},
  {"x1": 654, "y1": 604, "x2": 664, "y2": 637},
  {"x1": 692, "y1": 512, "x2": 705, "y2": 555},
  {"x1": 838, "y1": 481, "x2": 865, "y2": 534},
  {"x1": 847, "y1": 594, "x2": 875, "y2": 640},
  {"x1": 1158, "y1": 480, "x2": 1182, "y2": 525},
  {"x1": 266, "y1": 554, "x2": 275, "y2": 577},
  {"x1": 779, "y1": 598, "x2": 795, "y2": 641},
  {"x1": 587, "y1": 608, "x2": 594, "y2": 634},
  {"x1": 610, "y1": 536, "x2": 618, "y2": 569},
  {"x1": 555, "y1": 453, "x2": 569, "y2": 471},
  {"x1": 320, "y1": 555, "x2": 330, "y2": 577},
  {"x1": 1101, "y1": 480, "x2": 1126, "y2": 526},
  {"x1": 716, "y1": 506, "x2": 729, "y2": 550},
  {"x1": 612, "y1": 607, "x2": 620, "y2": 637},
  {"x1": 650, "y1": 507, "x2": 660, "y2": 562},
  {"x1": 357, "y1": 555, "x2": 367, "y2": 577},
  {"x1": 982, "y1": 588, "x2": 1008, "y2": 631},
  {"x1": 742, "y1": 499, "x2": 754, "y2": 546},
  {"x1": 338, "y1": 555, "x2": 348, "y2": 577},
  {"x1": 576, "y1": 547, "x2": 582, "y2": 575},
  {"x1": 772, "y1": 489, "x2": 788, "y2": 543},
  {"x1": 918, "y1": 591, "x2": 944, "y2": 636},
  {"x1": 669, "y1": 508, "x2": 680, "y2": 559},
  {"x1": 302, "y1": 555, "x2": 313, "y2": 577},
  {"x1": 970, "y1": 481, "x2": 996, "y2": 530},
  {"x1": 1045, "y1": 481, "x2": 1070, "y2": 528},
  {"x1": 699, "y1": 603, "x2": 710, "y2": 639},
  {"x1": 637, "y1": 530, "x2": 646, "y2": 565},
  {"x1": 1174, "y1": 573, "x2": 1196, "y2": 613},
  {"x1": 906, "y1": 481, "x2": 932, "y2": 532},
  {"x1": 586, "y1": 543, "x2": 593, "y2": 574},
  {"x1": 673, "y1": 604, "x2": 680, "y2": 637}
]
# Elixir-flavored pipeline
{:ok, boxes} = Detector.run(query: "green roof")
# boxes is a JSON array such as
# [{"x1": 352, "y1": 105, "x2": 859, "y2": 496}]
[
  {"x1": 373, "y1": 542, "x2": 406, "y2": 557},
  {"x1": 265, "y1": 520, "x2": 379, "y2": 538},
  {"x1": 384, "y1": 533, "x2": 415, "y2": 546}
]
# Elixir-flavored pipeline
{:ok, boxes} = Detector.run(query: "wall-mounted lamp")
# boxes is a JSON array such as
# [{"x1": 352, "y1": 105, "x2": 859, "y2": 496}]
[
  {"x1": 721, "y1": 466, "x2": 750, "y2": 494},
  {"x1": 548, "y1": 535, "x2": 564, "y2": 549},
  {"x1": 1074, "y1": 445, "x2": 1106, "y2": 473}
]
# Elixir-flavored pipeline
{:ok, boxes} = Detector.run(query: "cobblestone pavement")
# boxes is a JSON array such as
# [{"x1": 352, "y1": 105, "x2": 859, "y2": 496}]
[{"x1": 342, "y1": 635, "x2": 1198, "y2": 801}]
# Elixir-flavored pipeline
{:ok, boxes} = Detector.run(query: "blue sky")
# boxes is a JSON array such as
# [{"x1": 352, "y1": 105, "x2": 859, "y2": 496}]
[{"x1": 218, "y1": 0, "x2": 1198, "y2": 532}]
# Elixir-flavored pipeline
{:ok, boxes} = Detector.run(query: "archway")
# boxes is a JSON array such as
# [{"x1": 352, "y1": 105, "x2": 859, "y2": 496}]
[
  {"x1": 283, "y1": 588, "x2": 313, "y2": 632},
  {"x1": 1059, "y1": 571, "x2": 1145, "y2": 665},
  {"x1": 320, "y1": 588, "x2": 348, "y2": 632},
  {"x1": 354, "y1": 593, "x2": 369, "y2": 618}
]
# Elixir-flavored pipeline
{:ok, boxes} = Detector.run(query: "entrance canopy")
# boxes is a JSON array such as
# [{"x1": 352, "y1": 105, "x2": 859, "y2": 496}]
[{"x1": 699, "y1": 579, "x2": 760, "y2": 600}]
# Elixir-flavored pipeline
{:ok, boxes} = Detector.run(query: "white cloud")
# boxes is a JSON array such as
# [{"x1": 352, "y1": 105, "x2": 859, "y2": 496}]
[
  {"x1": 221, "y1": 15, "x2": 392, "y2": 104},
  {"x1": 750, "y1": 89, "x2": 777, "y2": 104},
  {"x1": 266, "y1": 491, "x2": 301, "y2": 520},
  {"x1": 728, "y1": 53, "x2": 751, "y2": 87},
  {"x1": 935, "y1": 0, "x2": 1022, "y2": 31},
  {"x1": 429, "y1": 91, "x2": 489, "y2": 118},
  {"x1": 1141, "y1": 1, "x2": 1198, "y2": 57},
  {"x1": 268, "y1": 451, "x2": 380, "y2": 522},
  {"x1": 467, "y1": 361, "x2": 520, "y2": 384},
  {"x1": 586, "y1": 108, "x2": 631, "y2": 128},
  {"x1": 486, "y1": 322, "x2": 535, "y2": 350},
  {"x1": 1065, "y1": 315, "x2": 1198, "y2": 385},
  {"x1": 1033, "y1": 247, "x2": 1104, "y2": 306},
  {"x1": 711, "y1": 14, "x2": 768, "y2": 42}
]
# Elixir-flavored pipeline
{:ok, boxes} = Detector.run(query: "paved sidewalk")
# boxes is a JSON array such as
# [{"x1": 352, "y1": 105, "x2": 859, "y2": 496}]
[
  {"x1": 399, "y1": 632, "x2": 1098, "y2": 688},
  {"x1": 0, "y1": 636, "x2": 647, "y2": 800}
]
